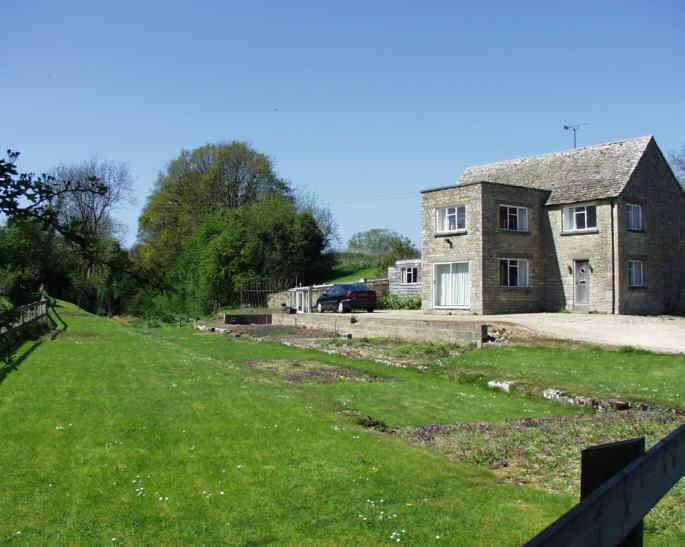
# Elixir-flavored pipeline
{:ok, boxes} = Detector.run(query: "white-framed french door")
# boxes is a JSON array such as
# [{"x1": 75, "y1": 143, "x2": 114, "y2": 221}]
[{"x1": 433, "y1": 262, "x2": 470, "y2": 308}]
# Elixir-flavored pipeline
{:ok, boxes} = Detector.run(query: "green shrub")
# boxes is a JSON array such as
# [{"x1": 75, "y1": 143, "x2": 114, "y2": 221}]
[{"x1": 379, "y1": 294, "x2": 421, "y2": 310}]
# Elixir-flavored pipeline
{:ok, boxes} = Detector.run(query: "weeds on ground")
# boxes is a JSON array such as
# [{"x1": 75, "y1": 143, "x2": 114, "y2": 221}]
[{"x1": 399, "y1": 410, "x2": 685, "y2": 545}]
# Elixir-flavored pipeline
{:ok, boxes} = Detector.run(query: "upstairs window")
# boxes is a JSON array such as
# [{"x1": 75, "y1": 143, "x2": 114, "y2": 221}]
[
  {"x1": 401, "y1": 266, "x2": 419, "y2": 284},
  {"x1": 562, "y1": 205, "x2": 597, "y2": 232},
  {"x1": 627, "y1": 204, "x2": 643, "y2": 230},
  {"x1": 499, "y1": 206, "x2": 529, "y2": 232},
  {"x1": 628, "y1": 260, "x2": 645, "y2": 287},
  {"x1": 499, "y1": 259, "x2": 529, "y2": 288},
  {"x1": 437, "y1": 205, "x2": 466, "y2": 233}
]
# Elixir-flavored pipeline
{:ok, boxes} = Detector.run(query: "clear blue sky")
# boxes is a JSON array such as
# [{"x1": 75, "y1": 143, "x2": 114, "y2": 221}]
[{"x1": 3, "y1": 0, "x2": 683, "y2": 249}]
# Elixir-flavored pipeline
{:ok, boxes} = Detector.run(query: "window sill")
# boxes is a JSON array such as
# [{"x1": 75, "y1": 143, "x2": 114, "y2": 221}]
[
  {"x1": 627, "y1": 228, "x2": 645, "y2": 233},
  {"x1": 561, "y1": 228, "x2": 599, "y2": 236},
  {"x1": 628, "y1": 285, "x2": 647, "y2": 290},
  {"x1": 498, "y1": 229, "x2": 530, "y2": 234},
  {"x1": 435, "y1": 230, "x2": 467, "y2": 237},
  {"x1": 399, "y1": 283, "x2": 420, "y2": 286},
  {"x1": 499, "y1": 286, "x2": 531, "y2": 289}
]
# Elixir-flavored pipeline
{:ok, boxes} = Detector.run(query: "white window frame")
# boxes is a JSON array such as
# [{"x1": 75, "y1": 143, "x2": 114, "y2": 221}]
[
  {"x1": 626, "y1": 203, "x2": 643, "y2": 231},
  {"x1": 401, "y1": 266, "x2": 418, "y2": 284},
  {"x1": 562, "y1": 204, "x2": 597, "y2": 232},
  {"x1": 433, "y1": 261, "x2": 470, "y2": 309},
  {"x1": 628, "y1": 260, "x2": 645, "y2": 287},
  {"x1": 436, "y1": 205, "x2": 466, "y2": 233},
  {"x1": 499, "y1": 205, "x2": 529, "y2": 232},
  {"x1": 499, "y1": 259, "x2": 530, "y2": 288}
]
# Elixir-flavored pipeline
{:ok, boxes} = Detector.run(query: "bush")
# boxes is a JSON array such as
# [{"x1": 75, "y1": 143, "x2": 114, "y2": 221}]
[{"x1": 379, "y1": 294, "x2": 421, "y2": 310}]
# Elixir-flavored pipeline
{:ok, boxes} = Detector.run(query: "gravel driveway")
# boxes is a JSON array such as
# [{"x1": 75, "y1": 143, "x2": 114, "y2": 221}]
[{"x1": 374, "y1": 310, "x2": 685, "y2": 354}]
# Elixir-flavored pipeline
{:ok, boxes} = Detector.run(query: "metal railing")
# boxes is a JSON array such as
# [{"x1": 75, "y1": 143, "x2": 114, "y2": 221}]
[{"x1": 0, "y1": 300, "x2": 49, "y2": 337}]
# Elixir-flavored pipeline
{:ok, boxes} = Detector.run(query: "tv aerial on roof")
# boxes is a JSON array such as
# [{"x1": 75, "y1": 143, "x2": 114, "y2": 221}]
[{"x1": 563, "y1": 123, "x2": 588, "y2": 148}]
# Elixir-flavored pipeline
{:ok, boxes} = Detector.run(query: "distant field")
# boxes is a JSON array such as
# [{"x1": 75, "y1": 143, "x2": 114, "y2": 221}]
[
  {"x1": 325, "y1": 264, "x2": 380, "y2": 283},
  {"x1": 0, "y1": 301, "x2": 682, "y2": 545}
]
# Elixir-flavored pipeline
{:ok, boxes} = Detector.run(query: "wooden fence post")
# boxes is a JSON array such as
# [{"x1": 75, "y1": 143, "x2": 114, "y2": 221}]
[
  {"x1": 525, "y1": 424, "x2": 685, "y2": 547},
  {"x1": 580, "y1": 438, "x2": 645, "y2": 546}
]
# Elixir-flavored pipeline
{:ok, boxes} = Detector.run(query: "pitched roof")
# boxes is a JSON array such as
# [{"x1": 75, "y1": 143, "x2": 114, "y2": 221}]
[{"x1": 457, "y1": 135, "x2": 653, "y2": 206}]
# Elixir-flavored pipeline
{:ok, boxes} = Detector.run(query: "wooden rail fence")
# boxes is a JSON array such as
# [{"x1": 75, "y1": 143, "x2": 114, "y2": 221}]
[
  {"x1": 524, "y1": 424, "x2": 685, "y2": 546},
  {"x1": 0, "y1": 300, "x2": 49, "y2": 338}
]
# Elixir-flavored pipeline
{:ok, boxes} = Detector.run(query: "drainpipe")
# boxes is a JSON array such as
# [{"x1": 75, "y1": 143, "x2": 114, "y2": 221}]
[{"x1": 610, "y1": 199, "x2": 616, "y2": 314}]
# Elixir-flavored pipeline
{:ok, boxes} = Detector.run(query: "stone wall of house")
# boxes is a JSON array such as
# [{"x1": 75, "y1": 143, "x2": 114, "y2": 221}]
[
  {"x1": 388, "y1": 259, "x2": 422, "y2": 297},
  {"x1": 617, "y1": 140, "x2": 685, "y2": 314},
  {"x1": 481, "y1": 183, "x2": 548, "y2": 313},
  {"x1": 543, "y1": 201, "x2": 615, "y2": 312},
  {"x1": 420, "y1": 183, "x2": 484, "y2": 314}
]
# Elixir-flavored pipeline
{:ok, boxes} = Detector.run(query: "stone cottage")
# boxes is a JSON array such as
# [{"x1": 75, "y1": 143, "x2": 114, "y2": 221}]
[{"x1": 421, "y1": 136, "x2": 685, "y2": 315}]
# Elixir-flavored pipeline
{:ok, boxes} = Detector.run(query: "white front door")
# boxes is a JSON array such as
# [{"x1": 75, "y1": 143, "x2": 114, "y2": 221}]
[{"x1": 434, "y1": 262, "x2": 470, "y2": 308}]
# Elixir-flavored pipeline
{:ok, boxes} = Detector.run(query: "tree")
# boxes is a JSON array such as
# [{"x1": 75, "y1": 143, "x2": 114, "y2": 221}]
[
  {"x1": 0, "y1": 150, "x2": 138, "y2": 315},
  {"x1": 670, "y1": 144, "x2": 685, "y2": 188},
  {"x1": 176, "y1": 196, "x2": 330, "y2": 313},
  {"x1": 348, "y1": 228, "x2": 420, "y2": 276},
  {"x1": 0, "y1": 150, "x2": 107, "y2": 250},
  {"x1": 293, "y1": 188, "x2": 339, "y2": 252},
  {"x1": 138, "y1": 142, "x2": 292, "y2": 272},
  {"x1": 51, "y1": 158, "x2": 134, "y2": 241},
  {"x1": 348, "y1": 228, "x2": 419, "y2": 258}
]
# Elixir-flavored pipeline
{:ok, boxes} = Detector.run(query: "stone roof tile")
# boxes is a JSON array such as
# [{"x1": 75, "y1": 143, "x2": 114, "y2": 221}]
[{"x1": 457, "y1": 136, "x2": 652, "y2": 205}]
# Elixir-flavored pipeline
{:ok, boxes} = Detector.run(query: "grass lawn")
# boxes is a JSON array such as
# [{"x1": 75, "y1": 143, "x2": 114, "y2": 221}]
[
  {"x1": 1, "y1": 301, "x2": 682, "y2": 545},
  {"x1": 445, "y1": 345, "x2": 685, "y2": 409},
  {"x1": 325, "y1": 264, "x2": 380, "y2": 283}
]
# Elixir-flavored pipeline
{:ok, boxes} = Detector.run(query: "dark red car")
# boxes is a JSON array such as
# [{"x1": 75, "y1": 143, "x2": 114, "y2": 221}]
[{"x1": 316, "y1": 283, "x2": 377, "y2": 313}]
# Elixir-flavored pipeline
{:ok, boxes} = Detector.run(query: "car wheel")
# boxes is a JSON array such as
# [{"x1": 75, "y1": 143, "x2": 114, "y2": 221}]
[
  {"x1": 338, "y1": 301, "x2": 346, "y2": 313},
  {"x1": 317, "y1": 302, "x2": 323, "y2": 313}
]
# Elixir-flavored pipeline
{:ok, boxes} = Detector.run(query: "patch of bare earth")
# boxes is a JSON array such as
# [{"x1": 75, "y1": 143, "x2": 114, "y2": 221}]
[
  {"x1": 239, "y1": 359, "x2": 398, "y2": 384},
  {"x1": 54, "y1": 332, "x2": 108, "y2": 339},
  {"x1": 403, "y1": 411, "x2": 679, "y2": 487},
  {"x1": 58, "y1": 311, "x2": 95, "y2": 318}
]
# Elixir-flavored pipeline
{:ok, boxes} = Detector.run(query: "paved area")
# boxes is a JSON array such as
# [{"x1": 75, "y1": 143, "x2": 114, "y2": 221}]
[{"x1": 369, "y1": 310, "x2": 685, "y2": 354}]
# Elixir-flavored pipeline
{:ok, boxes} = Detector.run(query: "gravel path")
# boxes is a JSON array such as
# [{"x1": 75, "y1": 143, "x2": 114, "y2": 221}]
[{"x1": 372, "y1": 310, "x2": 685, "y2": 354}]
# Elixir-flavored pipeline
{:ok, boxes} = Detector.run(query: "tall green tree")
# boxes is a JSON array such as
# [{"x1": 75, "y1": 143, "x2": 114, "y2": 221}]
[
  {"x1": 138, "y1": 142, "x2": 292, "y2": 273},
  {"x1": 176, "y1": 196, "x2": 330, "y2": 313},
  {"x1": 348, "y1": 228, "x2": 419, "y2": 274}
]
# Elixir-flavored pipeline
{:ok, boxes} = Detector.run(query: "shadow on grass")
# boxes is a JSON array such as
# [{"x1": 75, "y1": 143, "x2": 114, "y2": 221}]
[{"x1": 0, "y1": 303, "x2": 69, "y2": 386}]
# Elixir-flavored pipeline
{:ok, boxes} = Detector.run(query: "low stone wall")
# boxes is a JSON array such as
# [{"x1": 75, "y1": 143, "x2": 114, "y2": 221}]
[
  {"x1": 224, "y1": 314, "x2": 272, "y2": 325},
  {"x1": 272, "y1": 312, "x2": 487, "y2": 346}
]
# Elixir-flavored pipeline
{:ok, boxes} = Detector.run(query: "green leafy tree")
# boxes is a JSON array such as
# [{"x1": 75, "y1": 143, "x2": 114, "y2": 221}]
[
  {"x1": 347, "y1": 228, "x2": 419, "y2": 275},
  {"x1": 176, "y1": 197, "x2": 330, "y2": 313},
  {"x1": 138, "y1": 142, "x2": 292, "y2": 273}
]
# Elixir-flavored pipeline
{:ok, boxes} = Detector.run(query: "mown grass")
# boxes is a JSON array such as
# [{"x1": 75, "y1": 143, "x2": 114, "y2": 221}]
[
  {"x1": 1, "y1": 301, "x2": 583, "y2": 545},
  {"x1": 325, "y1": 264, "x2": 380, "y2": 283},
  {"x1": 445, "y1": 345, "x2": 685, "y2": 409}
]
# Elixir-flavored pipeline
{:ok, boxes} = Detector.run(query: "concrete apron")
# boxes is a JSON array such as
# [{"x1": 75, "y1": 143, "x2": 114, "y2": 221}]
[{"x1": 272, "y1": 312, "x2": 488, "y2": 347}]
